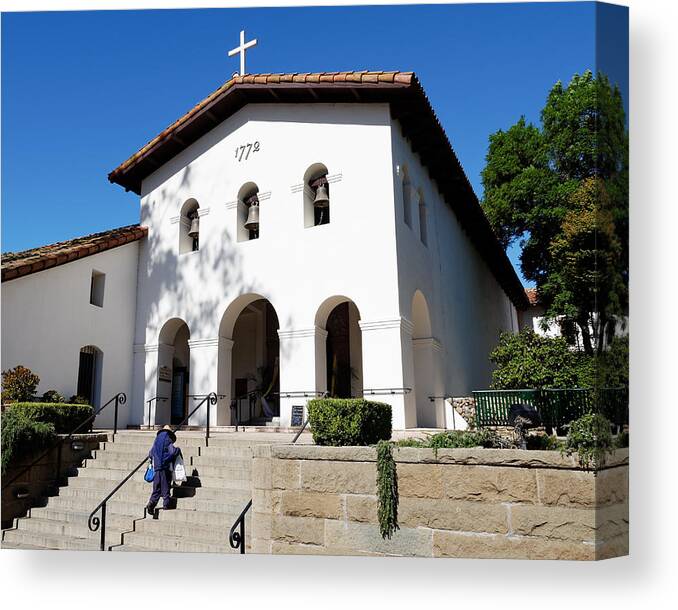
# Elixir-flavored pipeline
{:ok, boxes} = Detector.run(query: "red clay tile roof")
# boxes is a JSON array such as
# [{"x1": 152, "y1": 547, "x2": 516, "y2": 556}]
[
  {"x1": 525, "y1": 288, "x2": 540, "y2": 306},
  {"x1": 1, "y1": 225, "x2": 148, "y2": 282},
  {"x1": 108, "y1": 70, "x2": 529, "y2": 309}
]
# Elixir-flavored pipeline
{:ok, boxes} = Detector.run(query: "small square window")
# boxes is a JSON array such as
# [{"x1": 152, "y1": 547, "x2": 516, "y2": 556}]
[{"x1": 90, "y1": 271, "x2": 105, "y2": 307}]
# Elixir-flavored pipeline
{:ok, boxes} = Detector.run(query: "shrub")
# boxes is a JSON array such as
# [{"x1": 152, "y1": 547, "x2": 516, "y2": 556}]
[
  {"x1": 68, "y1": 395, "x2": 91, "y2": 406},
  {"x1": 307, "y1": 398, "x2": 391, "y2": 446},
  {"x1": 1, "y1": 408, "x2": 55, "y2": 474},
  {"x1": 490, "y1": 329, "x2": 594, "y2": 389},
  {"x1": 526, "y1": 434, "x2": 563, "y2": 451},
  {"x1": 1, "y1": 365, "x2": 40, "y2": 402},
  {"x1": 42, "y1": 390, "x2": 66, "y2": 403},
  {"x1": 395, "y1": 429, "x2": 504, "y2": 450},
  {"x1": 596, "y1": 336, "x2": 629, "y2": 389},
  {"x1": 10, "y1": 403, "x2": 94, "y2": 434},
  {"x1": 563, "y1": 412, "x2": 613, "y2": 469}
]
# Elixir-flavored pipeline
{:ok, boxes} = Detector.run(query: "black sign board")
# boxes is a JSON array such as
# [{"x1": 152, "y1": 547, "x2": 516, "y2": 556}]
[{"x1": 291, "y1": 405, "x2": 304, "y2": 427}]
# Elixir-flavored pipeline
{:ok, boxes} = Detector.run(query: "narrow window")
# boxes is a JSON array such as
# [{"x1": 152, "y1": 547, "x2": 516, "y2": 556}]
[
  {"x1": 402, "y1": 167, "x2": 412, "y2": 228},
  {"x1": 90, "y1": 271, "x2": 105, "y2": 307},
  {"x1": 418, "y1": 196, "x2": 428, "y2": 246},
  {"x1": 304, "y1": 163, "x2": 330, "y2": 228}
]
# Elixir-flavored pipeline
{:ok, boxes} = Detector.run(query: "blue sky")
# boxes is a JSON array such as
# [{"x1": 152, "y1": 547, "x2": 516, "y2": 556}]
[{"x1": 1, "y1": 2, "x2": 628, "y2": 285}]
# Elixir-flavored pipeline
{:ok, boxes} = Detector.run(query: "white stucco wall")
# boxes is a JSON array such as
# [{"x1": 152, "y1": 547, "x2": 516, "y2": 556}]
[
  {"x1": 389, "y1": 121, "x2": 519, "y2": 427},
  {"x1": 1, "y1": 242, "x2": 139, "y2": 428},
  {"x1": 133, "y1": 103, "x2": 406, "y2": 427}
]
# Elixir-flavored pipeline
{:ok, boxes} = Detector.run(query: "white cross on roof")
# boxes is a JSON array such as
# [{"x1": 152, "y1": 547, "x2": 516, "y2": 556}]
[{"x1": 228, "y1": 30, "x2": 257, "y2": 76}]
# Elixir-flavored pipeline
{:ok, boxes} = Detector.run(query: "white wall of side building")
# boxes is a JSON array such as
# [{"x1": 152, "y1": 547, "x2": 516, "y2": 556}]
[
  {"x1": 130, "y1": 101, "x2": 520, "y2": 430},
  {"x1": 1, "y1": 242, "x2": 139, "y2": 428}
]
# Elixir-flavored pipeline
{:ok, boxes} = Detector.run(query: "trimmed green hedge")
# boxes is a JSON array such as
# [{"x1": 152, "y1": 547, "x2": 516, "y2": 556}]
[
  {"x1": 1, "y1": 408, "x2": 56, "y2": 474},
  {"x1": 9, "y1": 403, "x2": 94, "y2": 434},
  {"x1": 307, "y1": 398, "x2": 391, "y2": 446}
]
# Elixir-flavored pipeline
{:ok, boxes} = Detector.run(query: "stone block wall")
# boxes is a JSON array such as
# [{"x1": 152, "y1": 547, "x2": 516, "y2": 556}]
[
  {"x1": 251, "y1": 445, "x2": 628, "y2": 560},
  {"x1": 1, "y1": 433, "x2": 108, "y2": 528}
]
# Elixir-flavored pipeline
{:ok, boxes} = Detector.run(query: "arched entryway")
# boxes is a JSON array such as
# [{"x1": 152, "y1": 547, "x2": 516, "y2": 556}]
[
  {"x1": 411, "y1": 291, "x2": 439, "y2": 427},
  {"x1": 315, "y1": 296, "x2": 363, "y2": 398},
  {"x1": 157, "y1": 318, "x2": 190, "y2": 425},
  {"x1": 76, "y1": 345, "x2": 103, "y2": 407},
  {"x1": 219, "y1": 295, "x2": 280, "y2": 424}
]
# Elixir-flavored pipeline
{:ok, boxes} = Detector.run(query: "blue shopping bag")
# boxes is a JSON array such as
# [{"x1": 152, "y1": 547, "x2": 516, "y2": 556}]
[{"x1": 144, "y1": 460, "x2": 154, "y2": 483}]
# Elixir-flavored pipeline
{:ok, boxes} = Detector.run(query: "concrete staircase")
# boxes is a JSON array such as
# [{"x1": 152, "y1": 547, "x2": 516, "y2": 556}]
[{"x1": 1, "y1": 430, "x2": 293, "y2": 552}]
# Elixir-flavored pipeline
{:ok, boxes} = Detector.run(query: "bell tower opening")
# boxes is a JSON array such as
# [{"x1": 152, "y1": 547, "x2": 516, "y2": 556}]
[
  {"x1": 179, "y1": 198, "x2": 200, "y2": 254},
  {"x1": 238, "y1": 182, "x2": 260, "y2": 241},
  {"x1": 304, "y1": 163, "x2": 330, "y2": 228}
]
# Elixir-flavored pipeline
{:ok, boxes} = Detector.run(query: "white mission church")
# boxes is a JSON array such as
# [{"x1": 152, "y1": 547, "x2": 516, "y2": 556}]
[{"x1": 1, "y1": 67, "x2": 530, "y2": 431}]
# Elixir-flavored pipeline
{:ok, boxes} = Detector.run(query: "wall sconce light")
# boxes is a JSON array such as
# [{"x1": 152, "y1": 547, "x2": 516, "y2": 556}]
[
  {"x1": 14, "y1": 488, "x2": 30, "y2": 499},
  {"x1": 71, "y1": 441, "x2": 85, "y2": 451}
]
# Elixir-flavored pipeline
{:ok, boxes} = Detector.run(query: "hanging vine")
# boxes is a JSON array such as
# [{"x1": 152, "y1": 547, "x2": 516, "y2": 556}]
[{"x1": 376, "y1": 440, "x2": 399, "y2": 540}]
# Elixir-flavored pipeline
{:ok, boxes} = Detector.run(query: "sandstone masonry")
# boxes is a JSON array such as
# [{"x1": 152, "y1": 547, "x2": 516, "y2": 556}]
[{"x1": 251, "y1": 445, "x2": 628, "y2": 560}]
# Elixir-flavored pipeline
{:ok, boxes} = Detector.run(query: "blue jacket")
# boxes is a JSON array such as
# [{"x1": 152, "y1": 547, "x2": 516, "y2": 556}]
[{"x1": 149, "y1": 430, "x2": 179, "y2": 471}]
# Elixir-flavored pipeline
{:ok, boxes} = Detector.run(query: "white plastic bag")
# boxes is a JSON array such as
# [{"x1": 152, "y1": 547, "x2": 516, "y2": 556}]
[{"x1": 172, "y1": 453, "x2": 187, "y2": 484}]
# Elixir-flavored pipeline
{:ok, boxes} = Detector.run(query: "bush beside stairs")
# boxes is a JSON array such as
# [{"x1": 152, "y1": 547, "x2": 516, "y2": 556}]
[{"x1": 1, "y1": 431, "x2": 281, "y2": 552}]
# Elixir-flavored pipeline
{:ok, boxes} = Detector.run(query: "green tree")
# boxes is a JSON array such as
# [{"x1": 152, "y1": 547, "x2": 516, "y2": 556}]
[
  {"x1": 489, "y1": 330, "x2": 594, "y2": 390},
  {"x1": 482, "y1": 71, "x2": 628, "y2": 355},
  {"x1": 1, "y1": 365, "x2": 40, "y2": 402}
]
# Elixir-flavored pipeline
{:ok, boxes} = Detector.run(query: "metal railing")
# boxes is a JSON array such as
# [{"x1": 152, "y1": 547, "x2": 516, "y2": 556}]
[
  {"x1": 361, "y1": 387, "x2": 412, "y2": 396},
  {"x1": 473, "y1": 388, "x2": 629, "y2": 430},
  {"x1": 229, "y1": 391, "x2": 261, "y2": 431},
  {"x1": 145, "y1": 396, "x2": 168, "y2": 428},
  {"x1": 2, "y1": 392, "x2": 127, "y2": 494},
  {"x1": 87, "y1": 392, "x2": 217, "y2": 551},
  {"x1": 229, "y1": 416, "x2": 311, "y2": 554}
]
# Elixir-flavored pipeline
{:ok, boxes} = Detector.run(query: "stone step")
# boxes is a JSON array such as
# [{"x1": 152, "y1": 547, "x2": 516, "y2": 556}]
[
  {"x1": 134, "y1": 516, "x2": 245, "y2": 541},
  {"x1": 153, "y1": 506, "x2": 251, "y2": 528},
  {"x1": 46, "y1": 495, "x2": 149, "y2": 517},
  {"x1": 189, "y1": 455, "x2": 253, "y2": 468},
  {"x1": 116, "y1": 531, "x2": 239, "y2": 554},
  {"x1": 62, "y1": 476, "x2": 249, "y2": 498},
  {"x1": 94, "y1": 443, "x2": 203, "y2": 457},
  {"x1": 70, "y1": 467, "x2": 249, "y2": 489},
  {"x1": 188, "y1": 465, "x2": 251, "y2": 481},
  {"x1": 45, "y1": 491, "x2": 251, "y2": 515},
  {"x1": 1, "y1": 528, "x2": 102, "y2": 551},
  {"x1": 189, "y1": 446, "x2": 255, "y2": 458},
  {"x1": 28, "y1": 506, "x2": 137, "y2": 529},
  {"x1": 13, "y1": 516, "x2": 128, "y2": 546}
]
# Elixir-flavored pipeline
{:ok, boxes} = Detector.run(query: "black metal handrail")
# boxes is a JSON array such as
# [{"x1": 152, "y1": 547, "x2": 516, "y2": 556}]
[
  {"x1": 362, "y1": 387, "x2": 412, "y2": 396},
  {"x1": 228, "y1": 414, "x2": 311, "y2": 554},
  {"x1": 87, "y1": 392, "x2": 217, "y2": 551},
  {"x1": 229, "y1": 390, "x2": 261, "y2": 431},
  {"x1": 2, "y1": 392, "x2": 127, "y2": 492},
  {"x1": 145, "y1": 395, "x2": 168, "y2": 427}
]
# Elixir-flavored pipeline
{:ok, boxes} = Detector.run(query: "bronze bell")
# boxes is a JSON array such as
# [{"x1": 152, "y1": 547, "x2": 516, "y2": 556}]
[
  {"x1": 188, "y1": 215, "x2": 200, "y2": 238},
  {"x1": 244, "y1": 202, "x2": 260, "y2": 231},
  {"x1": 313, "y1": 183, "x2": 330, "y2": 209}
]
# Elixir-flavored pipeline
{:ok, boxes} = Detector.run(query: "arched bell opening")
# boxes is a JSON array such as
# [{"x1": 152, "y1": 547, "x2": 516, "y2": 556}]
[
  {"x1": 179, "y1": 198, "x2": 200, "y2": 254},
  {"x1": 237, "y1": 182, "x2": 260, "y2": 242},
  {"x1": 219, "y1": 295, "x2": 280, "y2": 424},
  {"x1": 76, "y1": 345, "x2": 103, "y2": 408},
  {"x1": 315, "y1": 296, "x2": 362, "y2": 398},
  {"x1": 157, "y1": 318, "x2": 191, "y2": 425},
  {"x1": 401, "y1": 165, "x2": 412, "y2": 228},
  {"x1": 303, "y1": 163, "x2": 330, "y2": 228}
]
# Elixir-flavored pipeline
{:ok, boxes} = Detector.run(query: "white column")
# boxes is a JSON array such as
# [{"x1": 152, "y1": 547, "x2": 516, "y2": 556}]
[
  {"x1": 359, "y1": 318, "x2": 416, "y2": 430},
  {"x1": 187, "y1": 337, "x2": 220, "y2": 427},
  {"x1": 217, "y1": 337, "x2": 234, "y2": 426},
  {"x1": 140, "y1": 342, "x2": 174, "y2": 426},
  {"x1": 277, "y1": 327, "x2": 328, "y2": 427}
]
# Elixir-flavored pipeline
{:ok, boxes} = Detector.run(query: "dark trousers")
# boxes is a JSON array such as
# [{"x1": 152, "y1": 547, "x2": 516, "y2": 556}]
[{"x1": 147, "y1": 469, "x2": 172, "y2": 509}]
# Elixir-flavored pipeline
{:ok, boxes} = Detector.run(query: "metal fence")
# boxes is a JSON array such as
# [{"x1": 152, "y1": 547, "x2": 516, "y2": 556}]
[{"x1": 472, "y1": 388, "x2": 629, "y2": 430}]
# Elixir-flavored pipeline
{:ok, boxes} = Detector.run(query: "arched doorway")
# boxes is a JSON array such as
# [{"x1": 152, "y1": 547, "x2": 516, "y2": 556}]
[
  {"x1": 157, "y1": 318, "x2": 190, "y2": 425},
  {"x1": 76, "y1": 345, "x2": 103, "y2": 407},
  {"x1": 315, "y1": 296, "x2": 363, "y2": 398},
  {"x1": 411, "y1": 291, "x2": 438, "y2": 427},
  {"x1": 220, "y1": 295, "x2": 280, "y2": 424}
]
